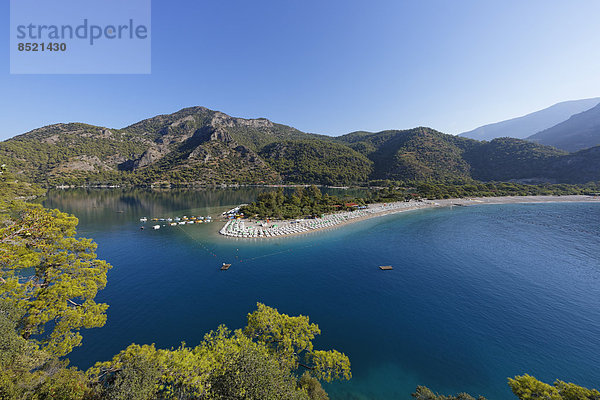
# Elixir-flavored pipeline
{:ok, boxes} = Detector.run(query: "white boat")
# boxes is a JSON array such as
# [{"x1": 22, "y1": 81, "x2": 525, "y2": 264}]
[
  {"x1": 152, "y1": 225, "x2": 160, "y2": 230},
  {"x1": 140, "y1": 217, "x2": 147, "y2": 222}
]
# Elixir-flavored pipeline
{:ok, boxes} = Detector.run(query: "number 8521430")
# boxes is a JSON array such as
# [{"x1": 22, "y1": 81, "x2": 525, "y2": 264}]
[{"x1": 17, "y1": 42, "x2": 67, "y2": 51}]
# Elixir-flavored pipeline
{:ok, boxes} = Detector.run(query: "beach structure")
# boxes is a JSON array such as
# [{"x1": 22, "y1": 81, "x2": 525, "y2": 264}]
[{"x1": 218, "y1": 200, "x2": 433, "y2": 238}]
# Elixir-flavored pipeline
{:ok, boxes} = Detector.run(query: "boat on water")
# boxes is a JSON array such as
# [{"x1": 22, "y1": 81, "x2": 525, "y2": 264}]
[
  {"x1": 152, "y1": 225, "x2": 160, "y2": 230},
  {"x1": 221, "y1": 263, "x2": 231, "y2": 271},
  {"x1": 141, "y1": 215, "x2": 213, "y2": 229},
  {"x1": 379, "y1": 265, "x2": 393, "y2": 270}
]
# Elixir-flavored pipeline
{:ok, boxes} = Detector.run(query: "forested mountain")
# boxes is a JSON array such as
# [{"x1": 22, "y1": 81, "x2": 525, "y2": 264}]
[
  {"x1": 334, "y1": 128, "x2": 475, "y2": 181},
  {"x1": 527, "y1": 102, "x2": 600, "y2": 152},
  {"x1": 1, "y1": 106, "x2": 599, "y2": 186},
  {"x1": 459, "y1": 98, "x2": 600, "y2": 141}
]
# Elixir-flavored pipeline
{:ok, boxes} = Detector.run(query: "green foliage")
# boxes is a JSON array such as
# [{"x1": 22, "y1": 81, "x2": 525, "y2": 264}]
[
  {"x1": 0, "y1": 169, "x2": 111, "y2": 358},
  {"x1": 0, "y1": 301, "x2": 91, "y2": 400},
  {"x1": 101, "y1": 350, "x2": 162, "y2": 400},
  {"x1": 259, "y1": 140, "x2": 372, "y2": 185},
  {"x1": 412, "y1": 386, "x2": 487, "y2": 400},
  {"x1": 368, "y1": 180, "x2": 600, "y2": 201},
  {"x1": 0, "y1": 202, "x2": 111, "y2": 357},
  {"x1": 241, "y1": 186, "x2": 365, "y2": 220},
  {"x1": 206, "y1": 340, "x2": 309, "y2": 400},
  {"x1": 508, "y1": 375, "x2": 600, "y2": 400},
  {"x1": 33, "y1": 367, "x2": 90, "y2": 400},
  {"x1": 244, "y1": 303, "x2": 351, "y2": 382},
  {"x1": 415, "y1": 376, "x2": 600, "y2": 400},
  {"x1": 299, "y1": 371, "x2": 329, "y2": 400},
  {"x1": 88, "y1": 303, "x2": 351, "y2": 399}
]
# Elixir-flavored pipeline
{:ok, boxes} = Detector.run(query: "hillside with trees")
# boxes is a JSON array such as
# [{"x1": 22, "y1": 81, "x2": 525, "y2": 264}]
[
  {"x1": 259, "y1": 140, "x2": 373, "y2": 185},
  {"x1": 1, "y1": 106, "x2": 600, "y2": 187}
]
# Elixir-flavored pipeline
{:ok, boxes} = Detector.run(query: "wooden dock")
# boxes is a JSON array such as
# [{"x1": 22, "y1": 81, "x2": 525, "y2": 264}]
[
  {"x1": 221, "y1": 263, "x2": 232, "y2": 271},
  {"x1": 379, "y1": 265, "x2": 393, "y2": 271}
]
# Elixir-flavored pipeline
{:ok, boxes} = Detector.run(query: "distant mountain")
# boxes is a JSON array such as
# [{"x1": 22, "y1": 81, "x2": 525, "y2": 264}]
[
  {"x1": 527, "y1": 103, "x2": 600, "y2": 152},
  {"x1": 459, "y1": 98, "x2": 600, "y2": 141},
  {"x1": 1, "y1": 106, "x2": 599, "y2": 186}
]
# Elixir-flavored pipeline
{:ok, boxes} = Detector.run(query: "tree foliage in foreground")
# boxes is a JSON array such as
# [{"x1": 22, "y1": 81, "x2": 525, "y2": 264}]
[
  {"x1": 412, "y1": 385, "x2": 487, "y2": 400},
  {"x1": 508, "y1": 374, "x2": 600, "y2": 400},
  {"x1": 0, "y1": 167, "x2": 111, "y2": 358},
  {"x1": 89, "y1": 303, "x2": 350, "y2": 399},
  {"x1": 414, "y1": 375, "x2": 600, "y2": 400}
]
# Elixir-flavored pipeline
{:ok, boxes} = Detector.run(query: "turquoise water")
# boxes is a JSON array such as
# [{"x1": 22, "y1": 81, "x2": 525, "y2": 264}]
[{"x1": 44, "y1": 190, "x2": 600, "y2": 399}]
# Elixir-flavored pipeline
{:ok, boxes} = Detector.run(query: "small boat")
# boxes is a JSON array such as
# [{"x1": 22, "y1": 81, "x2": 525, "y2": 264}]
[
  {"x1": 152, "y1": 225, "x2": 160, "y2": 230},
  {"x1": 220, "y1": 263, "x2": 232, "y2": 271},
  {"x1": 379, "y1": 265, "x2": 393, "y2": 271},
  {"x1": 140, "y1": 217, "x2": 148, "y2": 222}
]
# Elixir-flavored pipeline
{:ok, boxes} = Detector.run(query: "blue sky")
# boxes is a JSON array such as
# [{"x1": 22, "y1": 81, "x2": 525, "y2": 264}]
[{"x1": 2, "y1": 0, "x2": 600, "y2": 140}]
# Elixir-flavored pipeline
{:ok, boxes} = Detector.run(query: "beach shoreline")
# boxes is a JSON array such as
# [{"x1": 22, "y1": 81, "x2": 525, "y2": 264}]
[{"x1": 218, "y1": 195, "x2": 600, "y2": 239}]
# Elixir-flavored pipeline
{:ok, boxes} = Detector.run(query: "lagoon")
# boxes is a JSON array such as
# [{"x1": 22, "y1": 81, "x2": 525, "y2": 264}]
[{"x1": 44, "y1": 189, "x2": 600, "y2": 399}]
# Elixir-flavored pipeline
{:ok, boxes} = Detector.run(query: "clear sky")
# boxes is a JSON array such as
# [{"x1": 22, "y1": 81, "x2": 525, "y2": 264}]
[{"x1": 2, "y1": 0, "x2": 600, "y2": 140}]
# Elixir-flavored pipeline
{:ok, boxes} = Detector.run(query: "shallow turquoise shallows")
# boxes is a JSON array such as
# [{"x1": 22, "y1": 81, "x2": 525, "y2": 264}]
[{"x1": 44, "y1": 189, "x2": 600, "y2": 399}]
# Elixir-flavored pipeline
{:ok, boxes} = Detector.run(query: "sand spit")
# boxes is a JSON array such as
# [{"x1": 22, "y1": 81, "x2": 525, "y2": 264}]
[{"x1": 218, "y1": 195, "x2": 600, "y2": 239}]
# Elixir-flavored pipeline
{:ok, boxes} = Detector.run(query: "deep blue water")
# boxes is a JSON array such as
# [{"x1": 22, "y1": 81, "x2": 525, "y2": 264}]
[{"x1": 44, "y1": 190, "x2": 600, "y2": 399}]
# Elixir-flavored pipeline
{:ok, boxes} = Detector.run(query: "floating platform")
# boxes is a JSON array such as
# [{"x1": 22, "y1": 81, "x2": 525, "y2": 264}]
[
  {"x1": 221, "y1": 263, "x2": 232, "y2": 271},
  {"x1": 379, "y1": 265, "x2": 393, "y2": 270}
]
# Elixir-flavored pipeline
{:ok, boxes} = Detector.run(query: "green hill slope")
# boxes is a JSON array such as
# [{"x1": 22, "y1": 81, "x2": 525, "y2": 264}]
[
  {"x1": 259, "y1": 140, "x2": 373, "y2": 185},
  {"x1": 1, "y1": 106, "x2": 598, "y2": 186}
]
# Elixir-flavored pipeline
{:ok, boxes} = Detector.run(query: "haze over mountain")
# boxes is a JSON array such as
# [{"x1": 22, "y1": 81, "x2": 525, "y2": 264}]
[
  {"x1": 527, "y1": 102, "x2": 600, "y2": 152},
  {"x1": 1, "y1": 106, "x2": 599, "y2": 186},
  {"x1": 459, "y1": 98, "x2": 600, "y2": 141}
]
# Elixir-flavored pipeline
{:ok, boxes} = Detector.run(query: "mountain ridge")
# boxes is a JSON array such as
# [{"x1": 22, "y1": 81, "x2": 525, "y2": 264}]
[
  {"x1": 527, "y1": 102, "x2": 600, "y2": 152},
  {"x1": 459, "y1": 98, "x2": 600, "y2": 141},
  {"x1": 1, "y1": 106, "x2": 599, "y2": 186}
]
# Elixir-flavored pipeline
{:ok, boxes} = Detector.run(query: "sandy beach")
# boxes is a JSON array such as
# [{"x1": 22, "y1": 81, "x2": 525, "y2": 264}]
[{"x1": 218, "y1": 195, "x2": 600, "y2": 239}]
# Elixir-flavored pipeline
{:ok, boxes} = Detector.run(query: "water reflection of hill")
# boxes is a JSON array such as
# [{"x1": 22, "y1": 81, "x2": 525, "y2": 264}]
[{"x1": 43, "y1": 187, "x2": 368, "y2": 227}]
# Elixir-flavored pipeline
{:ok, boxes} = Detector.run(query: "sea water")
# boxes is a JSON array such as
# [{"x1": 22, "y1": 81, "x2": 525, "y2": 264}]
[{"x1": 44, "y1": 189, "x2": 600, "y2": 399}]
